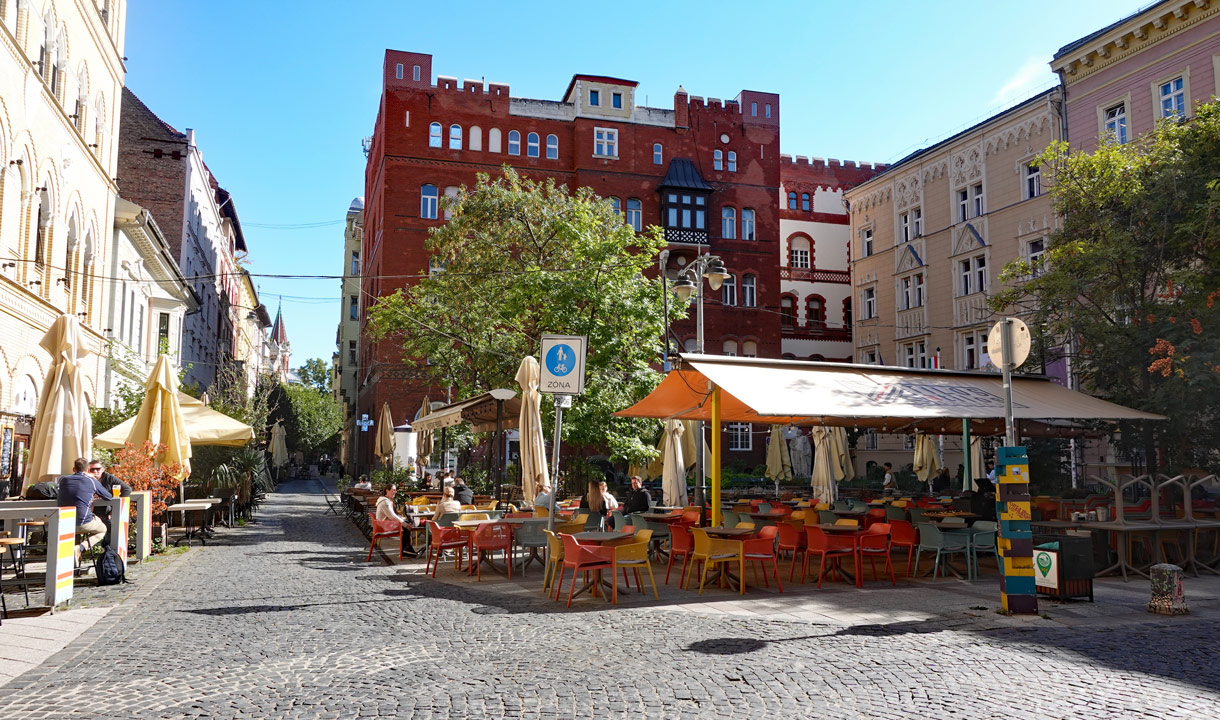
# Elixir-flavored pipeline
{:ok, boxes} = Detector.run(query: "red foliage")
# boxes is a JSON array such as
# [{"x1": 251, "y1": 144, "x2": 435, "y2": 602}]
[
  {"x1": 1192, "y1": 318, "x2": 1203, "y2": 335},
  {"x1": 107, "y1": 442, "x2": 184, "y2": 521}
]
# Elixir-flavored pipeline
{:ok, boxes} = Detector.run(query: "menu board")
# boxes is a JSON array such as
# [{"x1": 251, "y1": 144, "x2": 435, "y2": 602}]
[{"x1": 0, "y1": 426, "x2": 12, "y2": 478}]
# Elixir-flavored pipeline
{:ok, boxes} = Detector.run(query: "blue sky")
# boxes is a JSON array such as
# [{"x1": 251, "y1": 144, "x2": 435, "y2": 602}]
[{"x1": 124, "y1": 0, "x2": 1135, "y2": 367}]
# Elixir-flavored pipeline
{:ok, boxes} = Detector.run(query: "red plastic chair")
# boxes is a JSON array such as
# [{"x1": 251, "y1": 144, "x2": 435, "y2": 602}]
[
  {"x1": 666, "y1": 525, "x2": 695, "y2": 586},
  {"x1": 557, "y1": 534, "x2": 614, "y2": 607},
  {"x1": 367, "y1": 512, "x2": 403, "y2": 561},
  {"x1": 742, "y1": 526, "x2": 783, "y2": 592},
  {"x1": 424, "y1": 520, "x2": 468, "y2": 577},
  {"x1": 775, "y1": 522, "x2": 807, "y2": 581},
  {"x1": 888, "y1": 519, "x2": 919, "y2": 576},
  {"x1": 857, "y1": 523, "x2": 896, "y2": 586},
  {"x1": 863, "y1": 508, "x2": 887, "y2": 529},
  {"x1": 680, "y1": 508, "x2": 702, "y2": 526},
  {"x1": 803, "y1": 526, "x2": 857, "y2": 588},
  {"x1": 470, "y1": 522, "x2": 513, "y2": 581}
]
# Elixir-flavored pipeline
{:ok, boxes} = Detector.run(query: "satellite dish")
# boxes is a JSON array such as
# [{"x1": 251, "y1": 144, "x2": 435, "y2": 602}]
[{"x1": 987, "y1": 318, "x2": 1031, "y2": 369}]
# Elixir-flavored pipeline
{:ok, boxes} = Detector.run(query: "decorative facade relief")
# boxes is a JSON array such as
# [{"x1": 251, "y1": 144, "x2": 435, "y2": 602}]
[
  {"x1": 893, "y1": 173, "x2": 921, "y2": 211},
  {"x1": 950, "y1": 144, "x2": 984, "y2": 186}
]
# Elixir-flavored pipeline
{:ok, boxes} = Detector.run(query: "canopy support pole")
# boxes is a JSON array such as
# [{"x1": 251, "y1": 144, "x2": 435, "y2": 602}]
[
  {"x1": 710, "y1": 385, "x2": 722, "y2": 528},
  {"x1": 961, "y1": 419, "x2": 972, "y2": 493}
]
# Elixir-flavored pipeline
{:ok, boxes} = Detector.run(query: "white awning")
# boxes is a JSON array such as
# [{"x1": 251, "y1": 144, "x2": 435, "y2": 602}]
[{"x1": 409, "y1": 393, "x2": 522, "y2": 434}]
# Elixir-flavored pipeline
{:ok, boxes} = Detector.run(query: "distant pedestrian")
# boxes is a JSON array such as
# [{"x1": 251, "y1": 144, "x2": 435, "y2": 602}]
[{"x1": 882, "y1": 462, "x2": 896, "y2": 496}]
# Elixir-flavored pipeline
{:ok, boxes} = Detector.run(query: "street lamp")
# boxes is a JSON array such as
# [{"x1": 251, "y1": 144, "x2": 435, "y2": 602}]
[
  {"x1": 489, "y1": 388, "x2": 517, "y2": 507},
  {"x1": 670, "y1": 252, "x2": 729, "y2": 520}
]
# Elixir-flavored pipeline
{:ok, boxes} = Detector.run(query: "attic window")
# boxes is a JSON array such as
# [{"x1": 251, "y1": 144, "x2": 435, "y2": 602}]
[
  {"x1": 612, "y1": 92, "x2": 622, "y2": 109},
  {"x1": 589, "y1": 89, "x2": 600, "y2": 107}
]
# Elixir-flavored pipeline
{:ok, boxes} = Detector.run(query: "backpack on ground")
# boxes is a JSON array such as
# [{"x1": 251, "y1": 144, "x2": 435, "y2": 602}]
[
  {"x1": 94, "y1": 545, "x2": 130, "y2": 586},
  {"x1": 26, "y1": 481, "x2": 57, "y2": 499}
]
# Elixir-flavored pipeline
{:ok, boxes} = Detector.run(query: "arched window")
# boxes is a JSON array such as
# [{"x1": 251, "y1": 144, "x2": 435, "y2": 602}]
[
  {"x1": 429, "y1": 123, "x2": 442, "y2": 148},
  {"x1": 420, "y1": 184, "x2": 438, "y2": 219},
  {"x1": 727, "y1": 151, "x2": 737, "y2": 172},
  {"x1": 609, "y1": 197, "x2": 621, "y2": 215},
  {"x1": 527, "y1": 132, "x2": 540, "y2": 157},
  {"x1": 741, "y1": 274, "x2": 757, "y2": 307},
  {"x1": 721, "y1": 207, "x2": 736, "y2": 239},
  {"x1": 780, "y1": 297, "x2": 795, "y2": 327},
  {"x1": 449, "y1": 124, "x2": 462, "y2": 150},
  {"x1": 684, "y1": 337, "x2": 698, "y2": 353},
  {"x1": 741, "y1": 208, "x2": 755, "y2": 241},
  {"x1": 508, "y1": 130, "x2": 521, "y2": 155},
  {"x1": 713, "y1": 149, "x2": 723, "y2": 171},
  {"x1": 626, "y1": 198, "x2": 642, "y2": 231},
  {"x1": 653, "y1": 143, "x2": 663, "y2": 165},
  {"x1": 742, "y1": 340, "x2": 757, "y2": 358},
  {"x1": 787, "y1": 191, "x2": 797, "y2": 210},
  {"x1": 807, "y1": 295, "x2": 825, "y2": 329},
  {"x1": 722, "y1": 275, "x2": 737, "y2": 306},
  {"x1": 469, "y1": 126, "x2": 483, "y2": 151},
  {"x1": 722, "y1": 340, "x2": 738, "y2": 356},
  {"x1": 443, "y1": 186, "x2": 459, "y2": 220},
  {"x1": 546, "y1": 134, "x2": 558, "y2": 159},
  {"x1": 801, "y1": 193, "x2": 810, "y2": 211},
  {"x1": 789, "y1": 236, "x2": 810, "y2": 268},
  {"x1": 488, "y1": 128, "x2": 502, "y2": 153}
]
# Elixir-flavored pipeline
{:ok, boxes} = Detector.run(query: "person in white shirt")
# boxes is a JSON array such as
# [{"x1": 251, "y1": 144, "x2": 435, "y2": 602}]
[
  {"x1": 882, "y1": 462, "x2": 896, "y2": 496},
  {"x1": 353, "y1": 475, "x2": 373, "y2": 491},
  {"x1": 375, "y1": 484, "x2": 405, "y2": 528},
  {"x1": 599, "y1": 480, "x2": 619, "y2": 511},
  {"x1": 533, "y1": 483, "x2": 552, "y2": 510},
  {"x1": 985, "y1": 461, "x2": 997, "y2": 483},
  {"x1": 432, "y1": 486, "x2": 463, "y2": 521}
]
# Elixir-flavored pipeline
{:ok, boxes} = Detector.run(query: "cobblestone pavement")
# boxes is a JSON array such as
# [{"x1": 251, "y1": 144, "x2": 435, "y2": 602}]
[{"x1": 0, "y1": 479, "x2": 1217, "y2": 719}]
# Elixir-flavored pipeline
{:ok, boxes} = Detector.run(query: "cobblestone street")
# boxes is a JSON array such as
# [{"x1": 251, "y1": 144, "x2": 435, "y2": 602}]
[{"x1": 1, "y1": 480, "x2": 1218, "y2": 719}]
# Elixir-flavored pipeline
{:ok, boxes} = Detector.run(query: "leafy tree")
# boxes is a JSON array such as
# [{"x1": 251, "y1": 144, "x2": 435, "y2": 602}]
[
  {"x1": 992, "y1": 101, "x2": 1220, "y2": 473},
  {"x1": 268, "y1": 382, "x2": 342, "y2": 458},
  {"x1": 367, "y1": 167, "x2": 677, "y2": 464},
  {"x1": 107, "y1": 441, "x2": 185, "y2": 520},
  {"x1": 297, "y1": 358, "x2": 331, "y2": 393}
]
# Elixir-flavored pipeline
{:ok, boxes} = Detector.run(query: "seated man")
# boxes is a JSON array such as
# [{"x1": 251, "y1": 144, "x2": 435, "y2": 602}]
[
  {"x1": 353, "y1": 475, "x2": 374, "y2": 491},
  {"x1": 622, "y1": 475, "x2": 652, "y2": 515},
  {"x1": 57, "y1": 457, "x2": 112, "y2": 564},
  {"x1": 453, "y1": 477, "x2": 475, "y2": 506}
]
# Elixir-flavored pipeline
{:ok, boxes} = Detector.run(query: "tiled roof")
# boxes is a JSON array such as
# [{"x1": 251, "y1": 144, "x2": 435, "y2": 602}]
[{"x1": 658, "y1": 158, "x2": 712, "y2": 191}]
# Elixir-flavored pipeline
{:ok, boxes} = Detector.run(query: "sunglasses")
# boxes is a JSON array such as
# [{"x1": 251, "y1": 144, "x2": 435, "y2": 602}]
[{"x1": 88, "y1": 466, "x2": 103, "y2": 472}]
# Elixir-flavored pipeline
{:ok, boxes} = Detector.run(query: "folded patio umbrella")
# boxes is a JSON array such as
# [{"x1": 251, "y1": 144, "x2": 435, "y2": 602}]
[
  {"x1": 23, "y1": 314, "x2": 93, "y2": 494},
  {"x1": 515, "y1": 356, "x2": 548, "y2": 503}
]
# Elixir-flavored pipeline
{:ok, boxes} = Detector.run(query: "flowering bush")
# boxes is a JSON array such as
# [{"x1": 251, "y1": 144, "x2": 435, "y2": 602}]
[{"x1": 107, "y1": 441, "x2": 184, "y2": 521}]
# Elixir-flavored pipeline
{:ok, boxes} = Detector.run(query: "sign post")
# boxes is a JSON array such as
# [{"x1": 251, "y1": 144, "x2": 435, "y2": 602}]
[{"x1": 539, "y1": 336, "x2": 587, "y2": 530}]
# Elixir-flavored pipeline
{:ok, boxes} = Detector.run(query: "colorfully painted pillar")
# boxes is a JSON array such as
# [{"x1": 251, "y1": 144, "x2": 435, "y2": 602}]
[
  {"x1": 995, "y1": 446, "x2": 1038, "y2": 614},
  {"x1": 130, "y1": 491, "x2": 152, "y2": 562},
  {"x1": 49, "y1": 506, "x2": 76, "y2": 608}
]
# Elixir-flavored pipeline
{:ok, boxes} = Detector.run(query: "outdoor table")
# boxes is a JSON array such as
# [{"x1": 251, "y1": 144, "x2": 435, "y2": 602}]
[
  {"x1": 167, "y1": 501, "x2": 214, "y2": 546},
  {"x1": 831, "y1": 508, "x2": 867, "y2": 518},
  {"x1": 1077, "y1": 520, "x2": 1196, "y2": 581},
  {"x1": 1030, "y1": 520, "x2": 1084, "y2": 534},
  {"x1": 745, "y1": 510, "x2": 789, "y2": 520},
  {"x1": 703, "y1": 525, "x2": 757, "y2": 538},
  {"x1": 639, "y1": 512, "x2": 683, "y2": 522},
  {"x1": 569, "y1": 531, "x2": 636, "y2": 602}
]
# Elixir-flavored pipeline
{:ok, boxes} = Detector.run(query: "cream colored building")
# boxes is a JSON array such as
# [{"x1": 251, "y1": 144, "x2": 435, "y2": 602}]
[
  {"x1": 335, "y1": 197, "x2": 362, "y2": 472},
  {"x1": 0, "y1": 1, "x2": 126, "y2": 484},
  {"x1": 234, "y1": 268, "x2": 272, "y2": 392},
  {"x1": 843, "y1": 89, "x2": 1063, "y2": 475}
]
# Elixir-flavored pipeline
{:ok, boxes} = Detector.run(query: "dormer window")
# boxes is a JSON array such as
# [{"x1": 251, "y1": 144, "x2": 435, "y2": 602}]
[
  {"x1": 589, "y1": 89, "x2": 600, "y2": 107},
  {"x1": 612, "y1": 92, "x2": 622, "y2": 109}
]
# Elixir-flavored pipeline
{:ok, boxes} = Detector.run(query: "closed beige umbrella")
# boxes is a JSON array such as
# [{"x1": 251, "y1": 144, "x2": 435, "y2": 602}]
[
  {"x1": 913, "y1": 433, "x2": 939, "y2": 487},
  {"x1": 810, "y1": 426, "x2": 839, "y2": 503},
  {"x1": 515, "y1": 356, "x2": 548, "y2": 504},
  {"x1": 374, "y1": 402, "x2": 395, "y2": 467},
  {"x1": 832, "y1": 427, "x2": 853, "y2": 482},
  {"x1": 415, "y1": 396, "x2": 433, "y2": 470},
  {"x1": 124, "y1": 354, "x2": 192, "y2": 478},
  {"x1": 23, "y1": 314, "x2": 93, "y2": 494},
  {"x1": 661, "y1": 419, "x2": 689, "y2": 508},
  {"x1": 270, "y1": 420, "x2": 289, "y2": 469},
  {"x1": 765, "y1": 424, "x2": 793, "y2": 494},
  {"x1": 681, "y1": 419, "x2": 710, "y2": 472}
]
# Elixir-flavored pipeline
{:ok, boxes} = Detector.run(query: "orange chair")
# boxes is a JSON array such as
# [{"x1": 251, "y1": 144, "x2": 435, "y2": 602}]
[
  {"x1": 681, "y1": 508, "x2": 702, "y2": 526},
  {"x1": 557, "y1": 534, "x2": 614, "y2": 607},
  {"x1": 888, "y1": 519, "x2": 920, "y2": 576},
  {"x1": 803, "y1": 526, "x2": 857, "y2": 588},
  {"x1": 366, "y1": 512, "x2": 404, "y2": 561},
  {"x1": 666, "y1": 525, "x2": 695, "y2": 586},
  {"x1": 742, "y1": 526, "x2": 783, "y2": 592},
  {"x1": 857, "y1": 523, "x2": 896, "y2": 586},
  {"x1": 775, "y1": 521, "x2": 807, "y2": 581},
  {"x1": 505, "y1": 512, "x2": 532, "y2": 519},
  {"x1": 424, "y1": 520, "x2": 468, "y2": 577},
  {"x1": 863, "y1": 508, "x2": 887, "y2": 529},
  {"x1": 470, "y1": 522, "x2": 513, "y2": 581}
]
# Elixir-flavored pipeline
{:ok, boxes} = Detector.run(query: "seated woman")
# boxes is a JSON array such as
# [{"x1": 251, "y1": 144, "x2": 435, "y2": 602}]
[
  {"x1": 599, "y1": 480, "x2": 619, "y2": 512},
  {"x1": 579, "y1": 480, "x2": 606, "y2": 518},
  {"x1": 431, "y1": 486, "x2": 463, "y2": 521},
  {"x1": 375, "y1": 484, "x2": 406, "y2": 528}
]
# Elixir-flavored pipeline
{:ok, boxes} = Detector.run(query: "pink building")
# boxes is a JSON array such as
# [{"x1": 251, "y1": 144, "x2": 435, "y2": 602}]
[{"x1": 1051, "y1": 0, "x2": 1220, "y2": 151}]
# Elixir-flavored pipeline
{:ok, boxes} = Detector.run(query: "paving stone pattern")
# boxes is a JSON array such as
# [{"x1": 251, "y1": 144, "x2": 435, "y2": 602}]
[{"x1": 0, "y1": 480, "x2": 1217, "y2": 719}]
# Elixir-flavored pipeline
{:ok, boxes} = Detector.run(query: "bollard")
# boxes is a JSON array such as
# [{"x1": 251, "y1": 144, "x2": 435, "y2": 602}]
[{"x1": 1147, "y1": 563, "x2": 1189, "y2": 615}]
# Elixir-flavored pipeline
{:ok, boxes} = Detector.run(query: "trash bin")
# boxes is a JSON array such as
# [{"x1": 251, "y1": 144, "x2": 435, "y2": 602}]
[{"x1": 1033, "y1": 536, "x2": 1095, "y2": 602}]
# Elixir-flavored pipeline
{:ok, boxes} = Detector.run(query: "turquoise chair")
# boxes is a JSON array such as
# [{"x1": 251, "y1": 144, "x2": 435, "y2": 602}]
[
  {"x1": 914, "y1": 523, "x2": 968, "y2": 580},
  {"x1": 885, "y1": 506, "x2": 908, "y2": 522},
  {"x1": 721, "y1": 510, "x2": 740, "y2": 528},
  {"x1": 817, "y1": 510, "x2": 837, "y2": 524},
  {"x1": 969, "y1": 521, "x2": 998, "y2": 577}
]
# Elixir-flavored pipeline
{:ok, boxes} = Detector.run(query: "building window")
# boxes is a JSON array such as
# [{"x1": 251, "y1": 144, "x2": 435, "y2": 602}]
[
  {"x1": 609, "y1": 197, "x2": 621, "y2": 215},
  {"x1": 395, "y1": 63, "x2": 403, "y2": 80},
  {"x1": 728, "y1": 423, "x2": 753, "y2": 451},
  {"x1": 1028, "y1": 238, "x2": 1046, "y2": 276},
  {"x1": 348, "y1": 340, "x2": 357, "y2": 365},
  {"x1": 664, "y1": 193, "x2": 705, "y2": 230},
  {"x1": 971, "y1": 184, "x2": 984, "y2": 217},
  {"x1": 742, "y1": 341, "x2": 757, "y2": 358},
  {"x1": 765, "y1": 103, "x2": 772, "y2": 118},
  {"x1": 527, "y1": 132, "x2": 540, "y2": 157},
  {"x1": 780, "y1": 297, "x2": 795, "y2": 326},
  {"x1": 420, "y1": 184, "x2": 438, "y2": 219},
  {"x1": 350, "y1": 251, "x2": 359, "y2": 276},
  {"x1": 158, "y1": 313, "x2": 170, "y2": 349},
  {"x1": 900, "y1": 272, "x2": 925, "y2": 310},
  {"x1": 801, "y1": 193, "x2": 810, "y2": 212},
  {"x1": 442, "y1": 186, "x2": 459, "y2": 220},
  {"x1": 961, "y1": 330, "x2": 988, "y2": 369},
  {"x1": 861, "y1": 227, "x2": 873, "y2": 257},
  {"x1": 449, "y1": 124, "x2": 462, "y2": 150},
  {"x1": 1160, "y1": 76, "x2": 1185, "y2": 119},
  {"x1": 349, "y1": 296, "x2": 358, "y2": 320},
  {"x1": 594, "y1": 128, "x2": 617, "y2": 157},
  {"x1": 612, "y1": 92, "x2": 622, "y2": 109},
  {"x1": 589, "y1": 89, "x2": 600, "y2": 107},
  {"x1": 722, "y1": 275, "x2": 737, "y2": 306},
  {"x1": 488, "y1": 128, "x2": 502, "y2": 152},
  {"x1": 862, "y1": 287, "x2": 876, "y2": 319},
  {"x1": 807, "y1": 296, "x2": 825, "y2": 329},
  {"x1": 722, "y1": 340, "x2": 738, "y2": 356},
  {"x1": 727, "y1": 151, "x2": 737, "y2": 172},
  {"x1": 413, "y1": 65, "x2": 421, "y2": 82},
  {"x1": 741, "y1": 208, "x2": 755, "y2": 240},
  {"x1": 713, "y1": 149, "x2": 723, "y2": 171},
  {"x1": 957, "y1": 189, "x2": 969, "y2": 223},
  {"x1": 653, "y1": 143, "x2": 663, "y2": 165},
  {"x1": 900, "y1": 208, "x2": 921, "y2": 242},
  {"x1": 469, "y1": 126, "x2": 481, "y2": 150},
  {"x1": 864, "y1": 431, "x2": 878, "y2": 449},
  {"x1": 428, "y1": 122, "x2": 442, "y2": 148},
  {"x1": 843, "y1": 299, "x2": 852, "y2": 330},
  {"x1": 741, "y1": 274, "x2": 757, "y2": 307},
  {"x1": 508, "y1": 130, "x2": 521, "y2": 155},
  {"x1": 1025, "y1": 164, "x2": 1041, "y2": 199},
  {"x1": 903, "y1": 340, "x2": 928, "y2": 369},
  {"x1": 790, "y1": 244, "x2": 810, "y2": 269},
  {"x1": 751, "y1": 102, "x2": 758, "y2": 116},
  {"x1": 546, "y1": 134, "x2": 558, "y2": 159},
  {"x1": 959, "y1": 255, "x2": 987, "y2": 296},
  {"x1": 1105, "y1": 103, "x2": 1128, "y2": 143},
  {"x1": 625, "y1": 198, "x2": 642, "y2": 231},
  {"x1": 721, "y1": 207, "x2": 736, "y2": 239},
  {"x1": 787, "y1": 191, "x2": 797, "y2": 210}
]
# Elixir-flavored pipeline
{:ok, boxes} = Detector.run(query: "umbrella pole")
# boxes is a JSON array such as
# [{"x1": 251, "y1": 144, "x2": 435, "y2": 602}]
[
  {"x1": 710, "y1": 386, "x2": 722, "y2": 528},
  {"x1": 961, "y1": 419, "x2": 972, "y2": 493}
]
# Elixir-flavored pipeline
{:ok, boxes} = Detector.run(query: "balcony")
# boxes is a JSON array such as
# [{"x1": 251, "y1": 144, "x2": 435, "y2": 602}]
[
  {"x1": 779, "y1": 267, "x2": 850, "y2": 284},
  {"x1": 664, "y1": 228, "x2": 708, "y2": 246}
]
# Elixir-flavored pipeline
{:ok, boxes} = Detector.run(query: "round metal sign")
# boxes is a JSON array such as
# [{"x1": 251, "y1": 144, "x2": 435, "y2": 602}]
[{"x1": 987, "y1": 318, "x2": 1031, "y2": 369}]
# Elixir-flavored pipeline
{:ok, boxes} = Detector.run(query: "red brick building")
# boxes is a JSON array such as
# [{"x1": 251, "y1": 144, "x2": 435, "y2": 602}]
[{"x1": 358, "y1": 50, "x2": 880, "y2": 470}]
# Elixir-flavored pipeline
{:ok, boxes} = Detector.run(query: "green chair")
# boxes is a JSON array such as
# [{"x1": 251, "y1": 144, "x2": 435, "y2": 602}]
[
  {"x1": 885, "y1": 506, "x2": 908, "y2": 522},
  {"x1": 817, "y1": 510, "x2": 837, "y2": 524},
  {"x1": 609, "y1": 510, "x2": 627, "y2": 531},
  {"x1": 969, "y1": 521, "x2": 998, "y2": 577},
  {"x1": 908, "y1": 508, "x2": 929, "y2": 525},
  {"x1": 721, "y1": 510, "x2": 740, "y2": 528},
  {"x1": 757, "y1": 502, "x2": 772, "y2": 514},
  {"x1": 914, "y1": 523, "x2": 968, "y2": 580}
]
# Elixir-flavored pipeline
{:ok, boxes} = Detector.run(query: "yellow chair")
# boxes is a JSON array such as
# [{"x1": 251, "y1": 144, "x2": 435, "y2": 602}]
[
  {"x1": 459, "y1": 513, "x2": 490, "y2": 522},
  {"x1": 555, "y1": 520, "x2": 585, "y2": 535},
  {"x1": 612, "y1": 529, "x2": 657, "y2": 603},
  {"x1": 411, "y1": 496, "x2": 430, "y2": 506},
  {"x1": 478, "y1": 501, "x2": 497, "y2": 511},
  {"x1": 533, "y1": 506, "x2": 550, "y2": 518},
  {"x1": 834, "y1": 518, "x2": 859, "y2": 527},
  {"x1": 814, "y1": 503, "x2": 831, "y2": 511},
  {"x1": 687, "y1": 528, "x2": 745, "y2": 595},
  {"x1": 460, "y1": 504, "x2": 477, "y2": 511},
  {"x1": 570, "y1": 513, "x2": 590, "y2": 525},
  {"x1": 735, "y1": 521, "x2": 756, "y2": 530},
  {"x1": 542, "y1": 529, "x2": 565, "y2": 596},
  {"x1": 789, "y1": 510, "x2": 808, "y2": 524}
]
